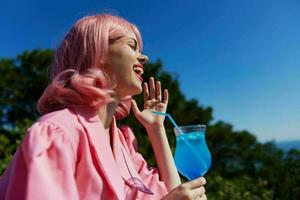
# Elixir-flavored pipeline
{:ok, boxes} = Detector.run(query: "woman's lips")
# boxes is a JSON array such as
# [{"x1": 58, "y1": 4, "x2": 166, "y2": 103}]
[
  {"x1": 133, "y1": 64, "x2": 144, "y2": 82},
  {"x1": 136, "y1": 73, "x2": 143, "y2": 82}
]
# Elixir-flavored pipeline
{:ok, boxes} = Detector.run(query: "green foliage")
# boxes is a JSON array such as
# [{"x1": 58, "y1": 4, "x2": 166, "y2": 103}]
[
  {"x1": 206, "y1": 173, "x2": 273, "y2": 200},
  {"x1": 1, "y1": 49, "x2": 300, "y2": 199},
  {"x1": 0, "y1": 50, "x2": 52, "y2": 122},
  {"x1": 0, "y1": 49, "x2": 53, "y2": 173}
]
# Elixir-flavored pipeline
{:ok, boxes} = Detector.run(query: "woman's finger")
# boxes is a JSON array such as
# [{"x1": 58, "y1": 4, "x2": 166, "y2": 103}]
[
  {"x1": 162, "y1": 89, "x2": 169, "y2": 104},
  {"x1": 143, "y1": 82, "x2": 149, "y2": 101},
  {"x1": 191, "y1": 186, "x2": 205, "y2": 198},
  {"x1": 131, "y1": 99, "x2": 141, "y2": 116},
  {"x1": 199, "y1": 194, "x2": 207, "y2": 200},
  {"x1": 149, "y1": 77, "x2": 155, "y2": 99},
  {"x1": 193, "y1": 194, "x2": 207, "y2": 200},
  {"x1": 156, "y1": 81, "x2": 162, "y2": 101},
  {"x1": 182, "y1": 177, "x2": 206, "y2": 190}
]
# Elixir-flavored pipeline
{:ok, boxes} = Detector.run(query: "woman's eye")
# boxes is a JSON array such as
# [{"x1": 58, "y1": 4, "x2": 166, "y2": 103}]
[
  {"x1": 129, "y1": 43, "x2": 138, "y2": 51},
  {"x1": 128, "y1": 38, "x2": 139, "y2": 51}
]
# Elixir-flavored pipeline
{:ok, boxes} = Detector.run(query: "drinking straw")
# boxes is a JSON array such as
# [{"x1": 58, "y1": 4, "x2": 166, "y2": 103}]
[{"x1": 151, "y1": 111, "x2": 184, "y2": 135}]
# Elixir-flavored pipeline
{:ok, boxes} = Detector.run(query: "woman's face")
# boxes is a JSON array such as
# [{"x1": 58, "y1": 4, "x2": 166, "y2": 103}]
[{"x1": 105, "y1": 31, "x2": 148, "y2": 98}]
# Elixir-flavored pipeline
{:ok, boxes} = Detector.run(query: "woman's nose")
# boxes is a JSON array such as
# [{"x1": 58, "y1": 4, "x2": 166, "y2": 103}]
[{"x1": 138, "y1": 54, "x2": 148, "y2": 65}]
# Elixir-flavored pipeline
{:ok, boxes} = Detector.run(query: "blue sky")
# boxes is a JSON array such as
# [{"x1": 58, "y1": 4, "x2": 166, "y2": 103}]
[{"x1": 1, "y1": 0, "x2": 300, "y2": 142}]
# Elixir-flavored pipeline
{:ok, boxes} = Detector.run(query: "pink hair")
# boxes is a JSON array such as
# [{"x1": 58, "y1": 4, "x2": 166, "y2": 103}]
[{"x1": 38, "y1": 14, "x2": 142, "y2": 120}]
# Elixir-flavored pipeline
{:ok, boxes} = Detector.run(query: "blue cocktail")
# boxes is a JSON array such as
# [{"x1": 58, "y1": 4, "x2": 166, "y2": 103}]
[
  {"x1": 174, "y1": 125, "x2": 211, "y2": 180},
  {"x1": 151, "y1": 111, "x2": 212, "y2": 180}
]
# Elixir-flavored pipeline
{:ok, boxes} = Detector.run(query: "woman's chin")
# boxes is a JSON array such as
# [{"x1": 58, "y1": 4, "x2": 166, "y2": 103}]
[
  {"x1": 118, "y1": 84, "x2": 142, "y2": 98},
  {"x1": 132, "y1": 85, "x2": 143, "y2": 95}
]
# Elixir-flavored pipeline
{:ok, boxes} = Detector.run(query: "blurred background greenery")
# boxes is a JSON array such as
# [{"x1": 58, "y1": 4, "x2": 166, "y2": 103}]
[{"x1": 0, "y1": 49, "x2": 299, "y2": 199}]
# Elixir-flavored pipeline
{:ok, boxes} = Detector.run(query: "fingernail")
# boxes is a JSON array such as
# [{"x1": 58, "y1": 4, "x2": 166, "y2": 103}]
[{"x1": 200, "y1": 177, "x2": 206, "y2": 184}]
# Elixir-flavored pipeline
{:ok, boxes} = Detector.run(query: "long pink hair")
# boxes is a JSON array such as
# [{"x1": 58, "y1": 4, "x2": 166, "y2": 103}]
[{"x1": 37, "y1": 14, "x2": 143, "y2": 120}]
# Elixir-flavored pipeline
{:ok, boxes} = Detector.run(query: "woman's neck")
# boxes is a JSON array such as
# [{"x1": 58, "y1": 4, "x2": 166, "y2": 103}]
[{"x1": 97, "y1": 100, "x2": 119, "y2": 132}]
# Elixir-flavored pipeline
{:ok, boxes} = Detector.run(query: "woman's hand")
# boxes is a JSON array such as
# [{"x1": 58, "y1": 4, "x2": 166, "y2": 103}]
[
  {"x1": 131, "y1": 77, "x2": 169, "y2": 129},
  {"x1": 162, "y1": 177, "x2": 207, "y2": 200}
]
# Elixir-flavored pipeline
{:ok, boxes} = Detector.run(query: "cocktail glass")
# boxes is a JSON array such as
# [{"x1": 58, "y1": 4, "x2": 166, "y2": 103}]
[{"x1": 173, "y1": 125, "x2": 211, "y2": 180}]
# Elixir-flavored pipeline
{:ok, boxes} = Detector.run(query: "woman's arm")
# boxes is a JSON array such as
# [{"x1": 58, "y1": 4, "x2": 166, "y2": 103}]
[
  {"x1": 145, "y1": 125, "x2": 181, "y2": 191},
  {"x1": 131, "y1": 77, "x2": 207, "y2": 200},
  {"x1": 131, "y1": 77, "x2": 181, "y2": 191}
]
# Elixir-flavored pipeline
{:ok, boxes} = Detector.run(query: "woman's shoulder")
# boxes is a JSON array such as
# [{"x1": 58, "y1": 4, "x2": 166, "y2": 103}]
[
  {"x1": 25, "y1": 108, "x2": 82, "y2": 150},
  {"x1": 38, "y1": 108, "x2": 76, "y2": 124},
  {"x1": 36, "y1": 108, "x2": 82, "y2": 133},
  {"x1": 21, "y1": 109, "x2": 80, "y2": 160}
]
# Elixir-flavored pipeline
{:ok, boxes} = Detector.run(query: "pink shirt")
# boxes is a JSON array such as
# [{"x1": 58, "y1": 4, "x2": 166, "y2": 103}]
[{"x1": 0, "y1": 108, "x2": 168, "y2": 200}]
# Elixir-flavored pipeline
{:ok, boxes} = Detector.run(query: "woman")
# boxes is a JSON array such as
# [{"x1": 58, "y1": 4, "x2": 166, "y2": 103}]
[{"x1": 0, "y1": 14, "x2": 207, "y2": 200}]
